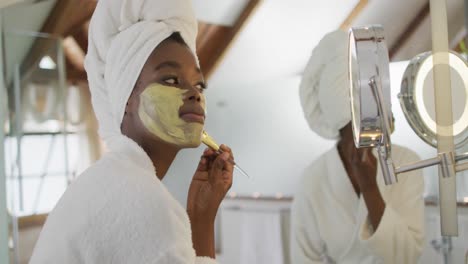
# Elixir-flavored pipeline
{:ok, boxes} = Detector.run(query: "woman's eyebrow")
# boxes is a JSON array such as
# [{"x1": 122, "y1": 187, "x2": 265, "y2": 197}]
[{"x1": 155, "y1": 61, "x2": 181, "y2": 71}]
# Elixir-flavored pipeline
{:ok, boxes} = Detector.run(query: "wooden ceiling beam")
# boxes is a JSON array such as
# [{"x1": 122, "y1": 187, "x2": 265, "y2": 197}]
[
  {"x1": 196, "y1": 0, "x2": 261, "y2": 79},
  {"x1": 389, "y1": 1, "x2": 430, "y2": 60},
  {"x1": 66, "y1": 59, "x2": 87, "y2": 82},
  {"x1": 64, "y1": 21, "x2": 90, "y2": 82},
  {"x1": 21, "y1": 0, "x2": 96, "y2": 80},
  {"x1": 196, "y1": 22, "x2": 210, "y2": 44},
  {"x1": 63, "y1": 37, "x2": 85, "y2": 71},
  {"x1": 72, "y1": 21, "x2": 90, "y2": 54},
  {"x1": 67, "y1": 22, "x2": 90, "y2": 82},
  {"x1": 450, "y1": 27, "x2": 467, "y2": 52},
  {"x1": 40, "y1": 0, "x2": 96, "y2": 37},
  {"x1": 25, "y1": 0, "x2": 262, "y2": 82},
  {"x1": 339, "y1": 0, "x2": 368, "y2": 31}
]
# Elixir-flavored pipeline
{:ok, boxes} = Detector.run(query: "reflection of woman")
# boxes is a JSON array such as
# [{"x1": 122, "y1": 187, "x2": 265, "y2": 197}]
[
  {"x1": 30, "y1": 0, "x2": 232, "y2": 263},
  {"x1": 290, "y1": 30, "x2": 425, "y2": 264}
]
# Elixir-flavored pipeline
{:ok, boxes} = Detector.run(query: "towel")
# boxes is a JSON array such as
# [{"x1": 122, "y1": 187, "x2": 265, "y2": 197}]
[
  {"x1": 299, "y1": 29, "x2": 351, "y2": 139},
  {"x1": 84, "y1": 0, "x2": 199, "y2": 144},
  {"x1": 239, "y1": 211, "x2": 285, "y2": 264}
]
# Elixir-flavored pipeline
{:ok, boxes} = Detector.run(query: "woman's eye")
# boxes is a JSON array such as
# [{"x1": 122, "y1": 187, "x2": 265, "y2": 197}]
[
  {"x1": 195, "y1": 82, "x2": 206, "y2": 91},
  {"x1": 163, "y1": 77, "x2": 178, "y2": 85}
]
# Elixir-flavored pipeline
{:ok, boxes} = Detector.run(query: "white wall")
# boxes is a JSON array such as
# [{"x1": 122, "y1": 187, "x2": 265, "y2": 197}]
[
  {"x1": 163, "y1": 76, "x2": 333, "y2": 206},
  {"x1": 193, "y1": 0, "x2": 250, "y2": 26}
]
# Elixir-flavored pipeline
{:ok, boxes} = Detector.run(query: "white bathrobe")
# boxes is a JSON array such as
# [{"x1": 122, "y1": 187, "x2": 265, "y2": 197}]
[
  {"x1": 290, "y1": 144, "x2": 425, "y2": 264},
  {"x1": 29, "y1": 135, "x2": 217, "y2": 264}
]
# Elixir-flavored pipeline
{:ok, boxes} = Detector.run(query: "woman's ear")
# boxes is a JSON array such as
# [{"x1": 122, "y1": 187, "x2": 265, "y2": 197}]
[
  {"x1": 125, "y1": 96, "x2": 138, "y2": 115},
  {"x1": 121, "y1": 94, "x2": 138, "y2": 133},
  {"x1": 125, "y1": 82, "x2": 142, "y2": 115}
]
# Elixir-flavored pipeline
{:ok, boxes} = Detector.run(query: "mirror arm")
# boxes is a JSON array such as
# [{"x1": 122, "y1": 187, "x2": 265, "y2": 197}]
[
  {"x1": 455, "y1": 152, "x2": 468, "y2": 172},
  {"x1": 369, "y1": 76, "x2": 397, "y2": 184},
  {"x1": 377, "y1": 147, "x2": 397, "y2": 184},
  {"x1": 439, "y1": 152, "x2": 456, "y2": 178},
  {"x1": 395, "y1": 157, "x2": 441, "y2": 174},
  {"x1": 394, "y1": 152, "x2": 468, "y2": 175}
]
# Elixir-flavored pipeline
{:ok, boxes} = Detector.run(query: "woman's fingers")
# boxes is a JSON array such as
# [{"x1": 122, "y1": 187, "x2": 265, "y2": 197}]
[
  {"x1": 219, "y1": 144, "x2": 234, "y2": 174},
  {"x1": 209, "y1": 152, "x2": 229, "y2": 182},
  {"x1": 200, "y1": 145, "x2": 235, "y2": 186},
  {"x1": 196, "y1": 155, "x2": 208, "y2": 172},
  {"x1": 219, "y1": 144, "x2": 232, "y2": 153}
]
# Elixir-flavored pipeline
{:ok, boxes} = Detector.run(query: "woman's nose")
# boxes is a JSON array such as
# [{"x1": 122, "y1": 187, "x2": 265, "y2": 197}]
[{"x1": 186, "y1": 87, "x2": 202, "y2": 102}]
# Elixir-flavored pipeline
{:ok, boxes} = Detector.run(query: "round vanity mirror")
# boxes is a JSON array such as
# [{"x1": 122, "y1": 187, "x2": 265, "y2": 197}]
[
  {"x1": 399, "y1": 51, "x2": 468, "y2": 149},
  {"x1": 348, "y1": 25, "x2": 393, "y2": 148}
]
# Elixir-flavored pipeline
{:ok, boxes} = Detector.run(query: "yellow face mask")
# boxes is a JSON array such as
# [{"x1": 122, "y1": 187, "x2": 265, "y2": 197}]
[{"x1": 138, "y1": 83, "x2": 206, "y2": 147}]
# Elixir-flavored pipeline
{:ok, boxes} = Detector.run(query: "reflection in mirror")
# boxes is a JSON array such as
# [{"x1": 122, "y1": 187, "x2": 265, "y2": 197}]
[
  {"x1": 399, "y1": 51, "x2": 468, "y2": 149},
  {"x1": 344, "y1": 1, "x2": 468, "y2": 261},
  {"x1": 348, "y1": 17, "x2": 468, "y2": 235},
  {"x1": 290, "y1": 28, "x2": 425, "y2": 264},
  {"x1": 348, "y1": 25, "x2": 396, "y2": 185}
]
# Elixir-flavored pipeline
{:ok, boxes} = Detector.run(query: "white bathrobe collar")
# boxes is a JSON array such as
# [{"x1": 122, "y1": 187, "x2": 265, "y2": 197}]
[
  {"x1": 326, "y1": 145, "x2": 360, "y2": 211},
  {"x1": 326, "y1": 145, "x2": 383, "y2": 205},
  {"x1": 106, "y1": 135, "x2": 157, "y2": 176},
  {"x1": 325, "y1": 145, "x2": 388, "y2": 260}
]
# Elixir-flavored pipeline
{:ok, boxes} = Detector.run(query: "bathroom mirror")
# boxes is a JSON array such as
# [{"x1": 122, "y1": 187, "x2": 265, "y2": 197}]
[
  {"x1": 399, "y1": 51, "x2": 468, "y2": 149},
  {"x1": 348, "y1": 25, "x2": 392, "y2": 148},
  {"x1": 348, "y1": 25, "x2": 397, "y2": 185}
]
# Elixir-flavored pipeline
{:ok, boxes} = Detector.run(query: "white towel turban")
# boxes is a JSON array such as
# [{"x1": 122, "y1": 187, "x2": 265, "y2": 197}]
[
  {"x1": 299, "y1": 29, "x2": 350, "y2": 139},
  {"x1": 84, "y1": 0, "x2": 198, "y2": 143}
]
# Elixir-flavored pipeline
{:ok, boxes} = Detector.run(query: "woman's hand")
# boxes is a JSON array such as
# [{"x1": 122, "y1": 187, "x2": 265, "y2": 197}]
[
  {"x1": 187, "y1": 145, "x2": 234, "y2": 258},
  {"x1": 187, "y1": 145, "x2": 234, "y2": 222},
  {"x1": 350, "y1": 147, "x2": 378, "y2": 193},
  {"x1": 350, "y1": 147, "x2": 385, "y2": 230}
]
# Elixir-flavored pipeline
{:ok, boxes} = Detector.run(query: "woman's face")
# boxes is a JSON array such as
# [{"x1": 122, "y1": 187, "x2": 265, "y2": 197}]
[{"x1": 122, "y1": 36, "x2": 206, "y2": 148}]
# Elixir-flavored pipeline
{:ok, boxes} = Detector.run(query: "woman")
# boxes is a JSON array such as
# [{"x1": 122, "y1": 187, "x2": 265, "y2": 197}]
[
  {"x1": 290, "y1": 30, "x2": 425, "y2": 264},
  {"x1": 30, "y1": 0, "x2": 232, "y2": 263}
]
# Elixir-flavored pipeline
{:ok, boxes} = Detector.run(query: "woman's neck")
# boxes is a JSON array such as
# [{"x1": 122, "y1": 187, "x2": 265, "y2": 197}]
[
  {"x1": 141, "y1": 140, "x2": 180, "y2": 180},
  {"x1": 337, "y1": 123, "x2": 355, "y2": 161},
  {"x1": 337, "y1": 123, "x2": 361, "y2": 196}
]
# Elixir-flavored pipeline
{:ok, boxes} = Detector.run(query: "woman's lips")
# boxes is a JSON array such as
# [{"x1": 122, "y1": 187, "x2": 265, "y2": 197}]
[{"x1": 180, "y1": 112, "x2": 205, "y2": 124}]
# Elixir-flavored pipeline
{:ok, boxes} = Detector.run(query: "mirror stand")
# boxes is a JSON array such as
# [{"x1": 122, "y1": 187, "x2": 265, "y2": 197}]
[
  {"x1": 349, "y1": 7, "x2": 468, "y2": 235},
  {"x1": 368, "y1": 76, "x2": 397, "y2": 185}
]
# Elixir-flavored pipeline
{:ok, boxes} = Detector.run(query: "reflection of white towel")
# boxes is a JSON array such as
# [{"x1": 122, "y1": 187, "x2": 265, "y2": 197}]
[
  {"x1": 239, "y1": 211, "x2": 285, "y2": 264},
  {"x1": 299, "y1": 30, "x2": 350, "y2": 139}
]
